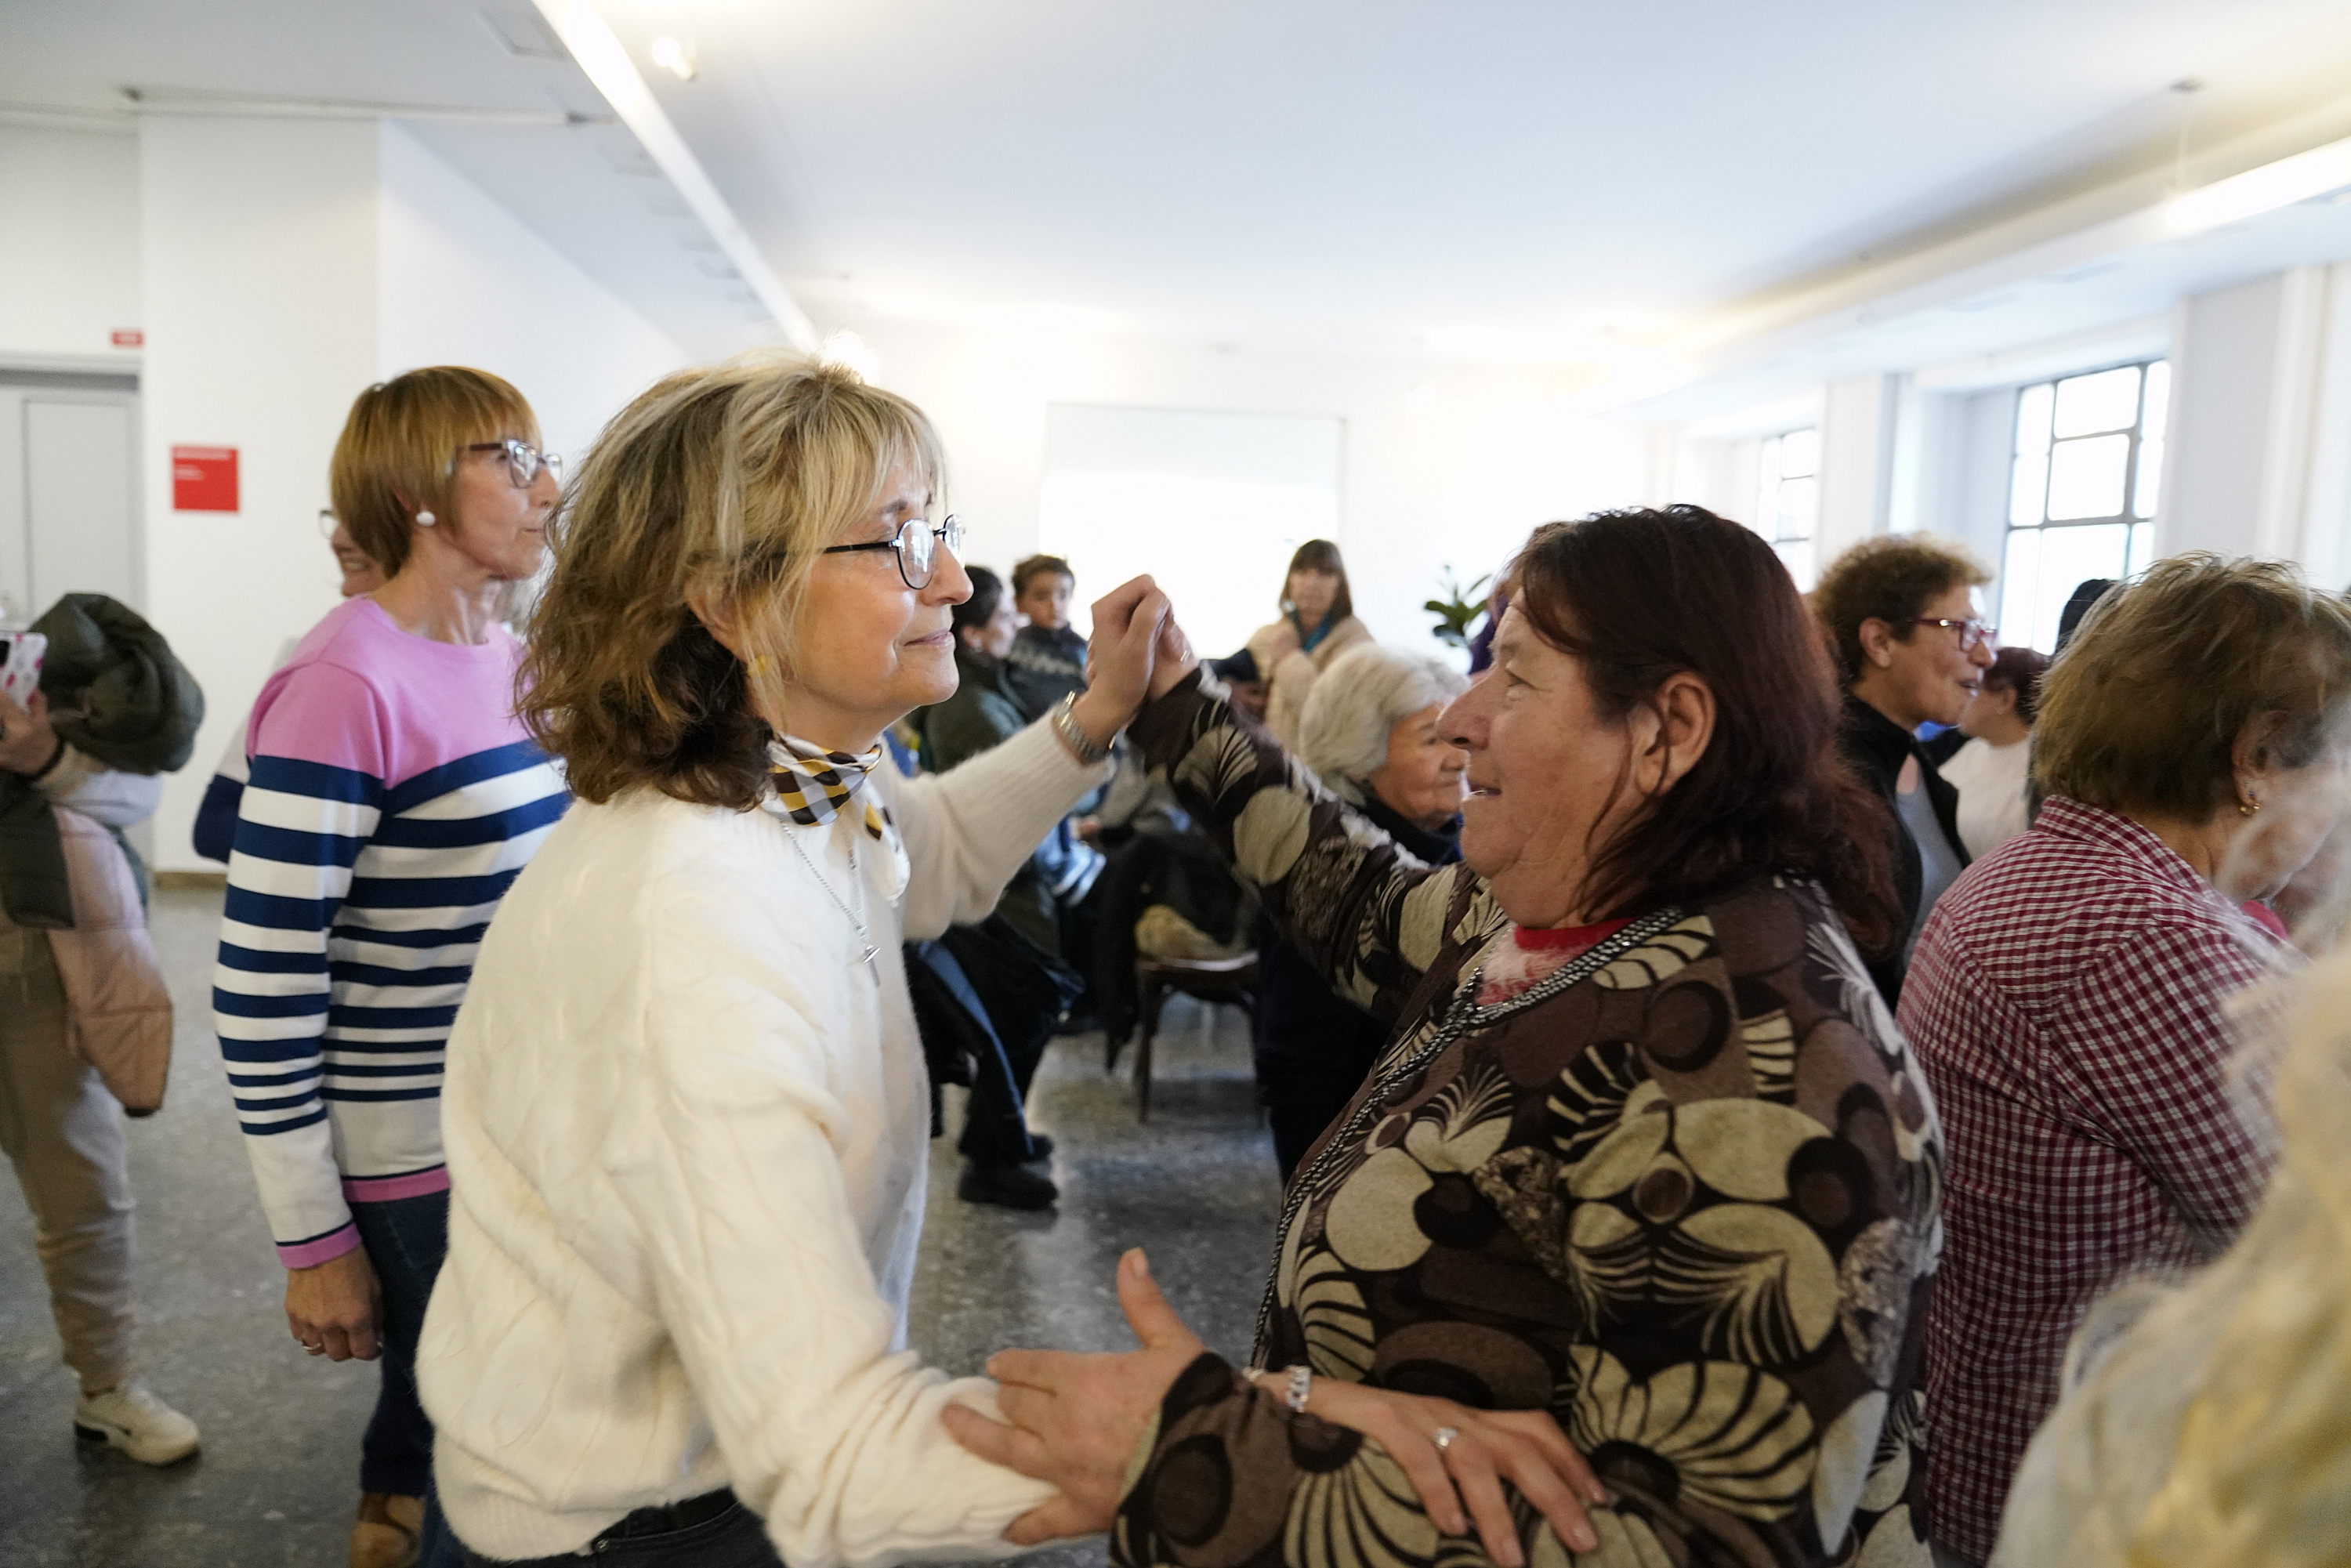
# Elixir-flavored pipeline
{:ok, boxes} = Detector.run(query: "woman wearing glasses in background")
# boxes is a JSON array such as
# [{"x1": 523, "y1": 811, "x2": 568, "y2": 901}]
[
  {"x1": 211, "y1": 368, "x2": 571, "y2": 1568},
  {"x1": 1809, "y1": 536, "x2": 1996, "y2": 1005}
]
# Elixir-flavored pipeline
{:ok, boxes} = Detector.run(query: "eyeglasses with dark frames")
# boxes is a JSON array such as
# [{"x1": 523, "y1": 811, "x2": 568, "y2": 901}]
[
  {"x1": 1907, "y1": 616, "x2": 1998, "y2": 653},
  {"x1": 822, "y1": 515, "x2": 964, "y2": 590},
  {"x1": 463, "y1": 439, "x2": 563, "y2": 490}
]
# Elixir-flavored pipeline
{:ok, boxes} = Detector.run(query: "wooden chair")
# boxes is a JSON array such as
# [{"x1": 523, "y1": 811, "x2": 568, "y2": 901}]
[{"x1": 1128, "y1": 953, "x2": 1258, "y2": 1121}]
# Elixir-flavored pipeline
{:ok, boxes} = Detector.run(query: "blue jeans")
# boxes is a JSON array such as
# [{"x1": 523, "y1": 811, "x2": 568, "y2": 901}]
[{"x1": 349, "y1": 1188, "x2": 462, "y2": 1568}]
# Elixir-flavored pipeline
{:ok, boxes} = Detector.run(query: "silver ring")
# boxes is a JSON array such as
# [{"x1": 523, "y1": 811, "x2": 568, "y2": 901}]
[{"x1": 1432, "y1": 1425, "x2": 1460, "y2": 1454}]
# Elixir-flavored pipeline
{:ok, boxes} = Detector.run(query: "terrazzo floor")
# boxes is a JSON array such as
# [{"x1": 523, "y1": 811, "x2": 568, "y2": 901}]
[{"x1": 0, "y1": 886, "x2": 1282, "y2": 1568}]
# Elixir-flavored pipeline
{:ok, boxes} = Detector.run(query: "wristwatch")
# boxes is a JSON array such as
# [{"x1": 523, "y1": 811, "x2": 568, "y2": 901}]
[{"x1": 1051, "y1": 693, "x2": 1113, "y2": 766}]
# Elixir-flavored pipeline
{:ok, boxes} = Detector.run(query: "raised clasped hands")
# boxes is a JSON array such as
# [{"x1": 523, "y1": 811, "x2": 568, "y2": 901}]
[
  {"x1": 942, "y1": 1249, "x2": 1607, "y2": 1563},
  {"x1": 1067, "y1": 576, "x2": 1201, "y2": 752}
]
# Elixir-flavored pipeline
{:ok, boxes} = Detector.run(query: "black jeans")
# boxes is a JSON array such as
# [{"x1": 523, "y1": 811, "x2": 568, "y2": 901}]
[
  {"x1": 465, "y1": 1496, "x2": 783, "y2": 1566},
  {"x1": 349, "y1": 1188, "x2": 462, "y2": 1568}
]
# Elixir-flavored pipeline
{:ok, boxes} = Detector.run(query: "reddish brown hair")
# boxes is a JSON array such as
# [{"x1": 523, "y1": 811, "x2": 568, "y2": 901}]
[{"x1": 1512, "y1": 505, "x2": 1898, "y2": 955}]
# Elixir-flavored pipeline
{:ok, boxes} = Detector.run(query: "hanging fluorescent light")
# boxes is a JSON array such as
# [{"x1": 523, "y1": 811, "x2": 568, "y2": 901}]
[
  {"x1": 2167, "y1": 133, "x2": 2351, "y2": 234},
  {"x1": 649, "y1": 36, "x2": 697, "y2": 81}
]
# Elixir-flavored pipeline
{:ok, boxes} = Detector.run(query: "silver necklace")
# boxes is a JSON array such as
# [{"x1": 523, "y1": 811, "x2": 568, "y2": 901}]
[{"x1": 788, "y1": 831, "x2": 879, "y2": 968}]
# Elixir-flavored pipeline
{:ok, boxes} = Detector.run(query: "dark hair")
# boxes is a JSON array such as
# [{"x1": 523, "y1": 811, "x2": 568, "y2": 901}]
[
  {"x1": 1281, "y1": 538, "x2": 1353, "y2": 625},
  {"x1": 1012, "y1": 554, "x2": 1074, "y2": 595},
  {"x1": 1512, "y1": 505, "x2": 1899, "y2": 955},
  {"x1": 1810, "y1": 534, "x2": 1991, "y2": 683},
  {"x1": 955, "y1": 566, "x2": 1005, "y2": 633},
  {"x1": 2054, "y1": 578, "x2": 2117, "y2": 653},
  {"x1": 1983, "y1": 646, "x2": 2052, "y2": 725}
]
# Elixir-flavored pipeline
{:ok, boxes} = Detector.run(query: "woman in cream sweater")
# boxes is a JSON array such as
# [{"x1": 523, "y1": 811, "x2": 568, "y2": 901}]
[{"x1": 415, "y1": 357, "x2": 1167, "y2": 1566}]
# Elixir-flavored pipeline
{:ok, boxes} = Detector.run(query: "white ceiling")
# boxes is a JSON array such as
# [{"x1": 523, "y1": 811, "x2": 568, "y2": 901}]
[
  {"x1": 0, "y1": 0, "x2": 774, "y2": 357},
  {"x1": 605, "y1": 0, "x2": 2351, "y2": 354},
  {"x1": 8, "y1": 0, "x2": 2351, "y2": 370}
]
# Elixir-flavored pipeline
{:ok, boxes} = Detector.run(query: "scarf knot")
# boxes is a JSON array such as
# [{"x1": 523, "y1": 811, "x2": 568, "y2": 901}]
[{"x1": 765, "y1": 736, "x2": 894, "y2": 842}]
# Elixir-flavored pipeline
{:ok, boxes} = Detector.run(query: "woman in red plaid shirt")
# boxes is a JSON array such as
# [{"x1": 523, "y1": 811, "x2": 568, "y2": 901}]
[{"x1": 1896, "y1": 555, "x2": 2351, "y2": 1566}]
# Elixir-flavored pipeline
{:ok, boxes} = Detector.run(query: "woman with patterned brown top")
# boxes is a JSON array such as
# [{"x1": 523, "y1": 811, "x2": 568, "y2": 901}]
[{"x1": 947, "y1": 505, "x2": 1942, "y2": 1568}]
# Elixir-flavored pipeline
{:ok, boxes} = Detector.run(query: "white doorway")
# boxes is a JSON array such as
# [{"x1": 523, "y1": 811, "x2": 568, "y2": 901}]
[{"x1": 0, "y1": 371, "x2": 143, "y2": 627}]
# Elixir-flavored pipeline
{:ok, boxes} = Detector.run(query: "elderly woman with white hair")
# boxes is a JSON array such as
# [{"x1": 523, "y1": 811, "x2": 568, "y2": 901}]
[{"x1": 1255, "y1": 643, "x2": 1469, "y2": 1180}]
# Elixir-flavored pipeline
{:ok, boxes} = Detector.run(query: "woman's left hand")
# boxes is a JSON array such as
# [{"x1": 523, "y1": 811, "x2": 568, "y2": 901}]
[
  {"x1": 0, "y1": 686, "x2": 60, "y2": 776},
  {"x1": 1070, "y1": 578, "x2": 1175, "y2": 750},
  {"x1": 942, "y1": 1248, "x2": 1204, "y2": 1544}
]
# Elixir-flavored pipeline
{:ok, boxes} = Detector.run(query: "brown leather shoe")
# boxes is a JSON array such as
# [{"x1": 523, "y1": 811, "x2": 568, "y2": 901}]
[{"x1": 350, "y1": 1493, "x2": 424, "y2": 1568}]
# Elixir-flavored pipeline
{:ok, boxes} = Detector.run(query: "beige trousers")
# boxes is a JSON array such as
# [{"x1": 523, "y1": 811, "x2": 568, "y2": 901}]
[{"x1": 0, "y1": 917, "x2": 137, "y2": 1392}]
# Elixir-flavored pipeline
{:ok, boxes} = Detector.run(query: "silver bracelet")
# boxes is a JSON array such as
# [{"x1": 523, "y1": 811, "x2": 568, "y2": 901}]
[
  {"x1": 1052, "y1": 693, "x2": 1112, "y2": 766},
  {"x1": 1284, "y1": 1363, "x2": 1312, "y2": 1414}
]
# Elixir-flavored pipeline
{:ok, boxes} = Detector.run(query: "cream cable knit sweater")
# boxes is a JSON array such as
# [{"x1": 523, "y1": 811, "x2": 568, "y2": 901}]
[{"x1": 418, "y1": 721, "x2": 1106, "y2": 1564}]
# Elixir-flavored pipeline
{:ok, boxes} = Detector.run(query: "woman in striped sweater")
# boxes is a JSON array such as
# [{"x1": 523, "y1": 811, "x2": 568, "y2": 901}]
[{"x1": 212, "y1": 367, "x2": 570, "y2": 1568}]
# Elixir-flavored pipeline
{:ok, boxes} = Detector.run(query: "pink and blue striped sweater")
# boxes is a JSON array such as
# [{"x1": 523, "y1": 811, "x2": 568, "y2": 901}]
[{"x1": 212, "y1": 596, "x2": 567, "y2": 1267}]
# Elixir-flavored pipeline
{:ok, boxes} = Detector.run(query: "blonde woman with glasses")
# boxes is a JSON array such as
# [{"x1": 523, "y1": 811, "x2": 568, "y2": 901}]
[
  {"x1": 212, "y1": 368, "x2": 571, "y2": 1568},
  {"x1": 411, "y1": 357, "x2": 1172, "y2": 1567}
]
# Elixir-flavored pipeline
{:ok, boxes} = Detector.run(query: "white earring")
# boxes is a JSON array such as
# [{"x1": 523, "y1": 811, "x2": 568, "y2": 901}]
[{"x1": 415, "y1": 511, "x2": 436, "y2": 526}]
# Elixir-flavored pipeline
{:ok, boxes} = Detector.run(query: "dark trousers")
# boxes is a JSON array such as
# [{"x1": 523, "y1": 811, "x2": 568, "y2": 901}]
[
  {"x1": 956, "y1": 1019, "x2": 1049, "y2": 1166},
  {"x1": 1264, "y1": 1069, "x2": 1368, "y2": 1185},
  {"x1": 465, "y1": 1495, "x2": 783, "y2": 1567},
  {"x1": 350, "y1": 1188, "x2": 462, "y2": 1568}
]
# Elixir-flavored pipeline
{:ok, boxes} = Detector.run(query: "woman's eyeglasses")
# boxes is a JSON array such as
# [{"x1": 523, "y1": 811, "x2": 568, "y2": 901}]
[
  {"x1": 1908, "y1": 616, "x2": 1998, "y2": 653},
  {"x1": 464, "y1": 439, "x2": 563, "y2": 490},
  {"x1": 822, "y1": 515, "x2": 964, "y2": 590}
]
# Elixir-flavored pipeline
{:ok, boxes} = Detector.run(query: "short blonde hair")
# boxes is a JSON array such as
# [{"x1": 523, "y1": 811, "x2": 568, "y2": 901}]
[
  {"x1": 2035, "y1": 553, "x2": 2351, "y2": 821},
  {"x1": 1295, "y1": 644, "x2": 1466, "y2": 800},
  {"x1": 330, "y1": 367, "x2": 538, "y2": 576},
  {"x1": 524, "y1": 353, "x2": 944, "y2": 809}
]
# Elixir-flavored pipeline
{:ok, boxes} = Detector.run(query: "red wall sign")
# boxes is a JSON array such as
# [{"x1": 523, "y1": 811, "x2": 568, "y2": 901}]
[
  {"x1": 172, "y1": 446, "x2": 239, "y2": 512},
  {"x1": 110, "y1": 328, "x2": 143, "y2": 348}
]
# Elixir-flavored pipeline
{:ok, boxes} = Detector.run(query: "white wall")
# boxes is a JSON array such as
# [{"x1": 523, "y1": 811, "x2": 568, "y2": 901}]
[
  {"x1": 130, "y1": 116, "x2": 690, "y2": 870},
  {"x1": 842, "y1": 318, "x2": 1655, "y2": 655},
  {"x1": 0, "y1": 124, "x2": 142, "y2": 367},
  {"x1": 140, "y1": 114, "x2": 385, "y2": 870},
  {"x1": 376, "y1": 124, "x2": 683, "y2": 465}
]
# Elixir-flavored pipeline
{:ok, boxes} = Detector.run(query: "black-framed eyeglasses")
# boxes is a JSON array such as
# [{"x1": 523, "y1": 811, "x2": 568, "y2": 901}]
[
  {"x1": 1907, "y1": 616, "x2": 1998, "y2": 653},
  {"x1": 822, "y1": 515, "x2": 964, "y2": 589},
  {"x1": 463, "y1": 439, "x2": 562, "y2": 490}
]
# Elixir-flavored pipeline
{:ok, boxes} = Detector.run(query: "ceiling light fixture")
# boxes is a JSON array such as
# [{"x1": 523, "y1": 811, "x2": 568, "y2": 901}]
[
  {"x1": 649, "y1": 37, "x2": 697, "y2": 81},
  {"x1": 2167, "y1": 132, "x2": 2351, "y2": 234}
]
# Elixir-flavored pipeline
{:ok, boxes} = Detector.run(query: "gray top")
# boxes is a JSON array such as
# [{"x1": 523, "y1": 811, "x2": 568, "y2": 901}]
[{"x1": 1898, "y1": 777, "x2": 1965, "y2": 961}]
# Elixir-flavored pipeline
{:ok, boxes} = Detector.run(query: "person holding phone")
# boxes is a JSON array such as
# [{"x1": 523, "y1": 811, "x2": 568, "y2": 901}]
[{"x1": 2, "y1": 625, "x2": 201, "y2": 1468}]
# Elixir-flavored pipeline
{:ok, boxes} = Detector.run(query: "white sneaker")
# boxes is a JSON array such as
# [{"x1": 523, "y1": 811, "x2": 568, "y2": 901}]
[{"x1": 74, "y1": 1379, "x2": 201, "y2": 1465}]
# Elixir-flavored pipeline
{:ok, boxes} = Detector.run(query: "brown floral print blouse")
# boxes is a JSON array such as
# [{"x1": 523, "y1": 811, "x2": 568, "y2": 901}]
[{"x1": 1114, "y1": 677, "x2": 1941, "y2": 1568}]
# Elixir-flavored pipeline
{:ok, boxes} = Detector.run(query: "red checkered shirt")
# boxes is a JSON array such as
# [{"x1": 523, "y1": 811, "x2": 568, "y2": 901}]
[{"x1": 1896, "y1": 795, "x2": 2277, "y2": 1562}]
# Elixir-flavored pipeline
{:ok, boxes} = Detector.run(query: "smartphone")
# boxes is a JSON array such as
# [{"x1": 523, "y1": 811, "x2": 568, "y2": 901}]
[{"x1": 0, "y1": 631, "x2": 45, "y2": 707}]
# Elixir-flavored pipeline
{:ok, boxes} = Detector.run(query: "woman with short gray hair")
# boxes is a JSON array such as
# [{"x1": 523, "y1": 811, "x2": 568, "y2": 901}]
[{"x1": 1258, "y1": 643, "x2": 1469, "y2": 1179}]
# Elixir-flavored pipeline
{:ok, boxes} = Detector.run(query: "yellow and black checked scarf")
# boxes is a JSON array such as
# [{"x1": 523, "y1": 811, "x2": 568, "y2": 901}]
[{"x1": 764, "y1": 735, "x2": 895, "y2": 843}]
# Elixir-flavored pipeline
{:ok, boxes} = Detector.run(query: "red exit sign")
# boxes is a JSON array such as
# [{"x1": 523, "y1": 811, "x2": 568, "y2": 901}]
[
  {"x1": 110, "y1": 328, "x2": 143, "y2": 348},
  {"x1": 172, "y1": 446, "x2": 238, "y2": 512}
]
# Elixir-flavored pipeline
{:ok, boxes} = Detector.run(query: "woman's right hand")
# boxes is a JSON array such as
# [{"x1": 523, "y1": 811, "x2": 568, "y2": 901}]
[{"x1": 284, "y1": 1247, "x2": 382, "y2": 1362}]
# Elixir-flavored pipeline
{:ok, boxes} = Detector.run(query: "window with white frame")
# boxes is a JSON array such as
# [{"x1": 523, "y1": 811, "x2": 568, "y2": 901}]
[
  {"x1": 1999, "y1": 360, "x2": 2166, "y2": 652},
  {"x1": 1755, "y1": 426, "x2": 1820, "y2": 588}
]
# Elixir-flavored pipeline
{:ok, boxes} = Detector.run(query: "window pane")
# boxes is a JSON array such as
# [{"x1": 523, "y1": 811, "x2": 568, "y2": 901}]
[
  {"x1": 2047, "y1": 433, "x2": 2130, "y2": 520},
  {"x1": 2053, "y1": 365, "x2": 2143, "y2": 438},
  {"x1": 2033, "y1": 523, "x2": 2131, "y2": 652},
  {"x1": 1779, "y1": 427, "x2": 1820, "y2": 479},
  {"x1": 2010, "y1": 451, "x2": 2050, "y2": 526},
  {"x1": 2128, "y1": 520, "x2": 2154, "y2": 577},
  {"x1": 2000, "y1": 527, "x2": 2043, "y2": 654},
  {"x1": 2015, "y1": 383, "x2": 2054, "y2": 454},
  {"x1": 2140, "y1": 360, "x2": 2171, "y2": 439},
  {"x1": 1777, "y1": 476, "x2": 1817, "y2": 542},
  {"x1": 2132, "y1": 437, "x2": 2164, "y2": 519},
  {"x1": 1776, "y1": 538, "x2": 1816, "y2": 592}
]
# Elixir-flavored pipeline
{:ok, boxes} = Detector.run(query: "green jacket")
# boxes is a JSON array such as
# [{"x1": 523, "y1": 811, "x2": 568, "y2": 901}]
[{"x1": 0, "y1": 595, "x2": 205, "y2": 929}]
